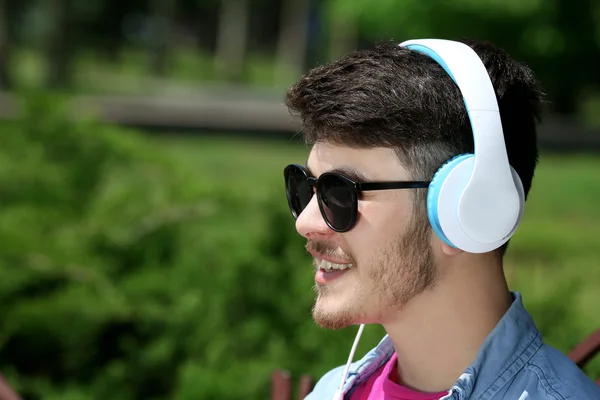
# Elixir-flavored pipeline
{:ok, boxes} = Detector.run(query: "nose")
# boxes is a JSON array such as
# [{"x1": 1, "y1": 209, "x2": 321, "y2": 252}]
[{"x1": 295, "y1": 195, "x2": 334, "y2": 239}]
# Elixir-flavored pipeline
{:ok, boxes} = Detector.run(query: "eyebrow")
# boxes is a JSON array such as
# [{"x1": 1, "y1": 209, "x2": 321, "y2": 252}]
[{"x1": 304, "y1": 164, "x2": 371, "y2": 183}]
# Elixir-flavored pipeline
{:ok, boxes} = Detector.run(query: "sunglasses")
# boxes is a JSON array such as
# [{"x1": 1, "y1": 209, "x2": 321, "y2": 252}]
[{"x1": 284, "y1": 164, "x2": 430, "y2": 232}]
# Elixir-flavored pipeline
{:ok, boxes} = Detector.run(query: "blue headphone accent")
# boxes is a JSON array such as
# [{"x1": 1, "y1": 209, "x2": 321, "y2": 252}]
[
  {"x1": 426, "y1": 154, "x2": 472, "y2": 248},
  {"x1": 405, "y1": 44, "x2": 470, "y2": 116},
  {"x1": 408, "y1": 43, "x2": 472, "y2": 249},
  {"x1": 405, "y1": 44, "x2": 457, "y2": 80}
]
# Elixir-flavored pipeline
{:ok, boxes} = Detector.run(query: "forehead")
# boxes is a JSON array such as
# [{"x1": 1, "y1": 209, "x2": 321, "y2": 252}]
[{"x1": 306, "y1": 142, "x2": 408, "y2": 180}]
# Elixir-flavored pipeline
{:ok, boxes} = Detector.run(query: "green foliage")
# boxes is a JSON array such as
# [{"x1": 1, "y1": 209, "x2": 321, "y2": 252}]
[
  {"x1": 0, "y1": 93, "x2": 301, "y2": 399},
  {"x1": 319, "y1": 0, "x2": 600, "y2": 119},
  {"x1": 0, "y1": 95, "x2": 599, "y2": 399},
  {"x1": 0, "y1": 93, "x2": 386, "y2": 399}
]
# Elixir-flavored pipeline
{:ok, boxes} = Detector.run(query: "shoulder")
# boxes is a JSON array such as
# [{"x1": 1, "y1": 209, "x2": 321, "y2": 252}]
[
  {"x1": 503, "y1": 343, "x2": 600, "y2": 399},
  {"x1": 304, "y1": 364, "x2": 346, "y2": 400}
]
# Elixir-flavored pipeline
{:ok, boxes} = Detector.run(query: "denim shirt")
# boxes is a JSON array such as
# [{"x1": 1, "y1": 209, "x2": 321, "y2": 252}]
[{"x1": 305, "y1": 292, "x2": 600, "y2": 399}]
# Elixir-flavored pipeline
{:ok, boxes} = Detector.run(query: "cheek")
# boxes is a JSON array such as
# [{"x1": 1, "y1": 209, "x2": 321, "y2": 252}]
[
  {"x1": 346, "y1": 199, "x2": 413, "y2": 259},
  {"x1": 357, "y1": 198, "x2": 413, "y2": 236}
]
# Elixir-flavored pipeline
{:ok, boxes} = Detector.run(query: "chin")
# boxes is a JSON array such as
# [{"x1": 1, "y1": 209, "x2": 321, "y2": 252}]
[{"x1": 311, "y1": 295, "x2": 363, "y2": 330}]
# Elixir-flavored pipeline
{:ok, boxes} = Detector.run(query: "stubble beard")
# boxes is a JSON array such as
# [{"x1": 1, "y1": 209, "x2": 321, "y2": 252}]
[{"x1": 311, "y1": 213, "x2": 437, "y2": 330}]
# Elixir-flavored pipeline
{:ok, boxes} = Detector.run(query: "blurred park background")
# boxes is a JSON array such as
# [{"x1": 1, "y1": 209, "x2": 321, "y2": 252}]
[{"x1": 0, "y1": 0, "x2": 599, "y2": 399}]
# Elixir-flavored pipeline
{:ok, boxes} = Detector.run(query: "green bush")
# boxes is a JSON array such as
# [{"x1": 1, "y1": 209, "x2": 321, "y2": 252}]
[
  {"x1": 0, "y1": 93, "x2": 598, "y2": 399},
  {"x1": 0, "y1": 93, "x2": 382, "y2": 399}
]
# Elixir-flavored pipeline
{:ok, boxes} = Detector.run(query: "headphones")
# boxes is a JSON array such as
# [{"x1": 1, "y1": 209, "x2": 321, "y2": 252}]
[{"x1": 398, "y1": 39, "x2": 525, "y2": 254}]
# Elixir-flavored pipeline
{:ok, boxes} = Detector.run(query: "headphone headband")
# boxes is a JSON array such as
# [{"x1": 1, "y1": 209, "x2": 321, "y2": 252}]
[
  {"x1": 398, "y1": 39, "x2": 522, "y2": 251},
  {"x1": 399, "y1": 39, "x2": 513, "y2": 187}
]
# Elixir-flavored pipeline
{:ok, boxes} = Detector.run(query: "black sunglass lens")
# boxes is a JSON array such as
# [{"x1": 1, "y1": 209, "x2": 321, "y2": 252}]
[
  {"x1": 319, "y1": 174, "x2": 355, "y2": 231},
  {"x1": 285, "y1": 166, "x2": 312, "y2": 218}
]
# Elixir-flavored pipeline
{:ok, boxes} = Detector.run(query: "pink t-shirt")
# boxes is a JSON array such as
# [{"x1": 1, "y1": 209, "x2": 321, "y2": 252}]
[{"x1": 349, "y1": 353, "x2": 449, "y2": 400}]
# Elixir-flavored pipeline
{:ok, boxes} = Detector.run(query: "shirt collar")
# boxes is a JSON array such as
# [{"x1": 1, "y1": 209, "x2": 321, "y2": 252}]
[
  {"x1": 450, "y1": 291, "x2": 543, "y2": 399},
  {"x1": 343, "y1": 292, "x2": 542, "y2": 400}
]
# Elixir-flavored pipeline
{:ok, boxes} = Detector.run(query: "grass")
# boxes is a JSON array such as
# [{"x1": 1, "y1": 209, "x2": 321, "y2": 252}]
[{"x1": 158, "y1": 135, "x2": 600, "y2": 379}]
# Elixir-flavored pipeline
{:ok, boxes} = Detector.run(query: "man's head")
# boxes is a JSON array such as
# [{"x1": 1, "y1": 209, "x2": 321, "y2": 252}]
[{"x1": 284, "y1": 39, "x2": 543, "y2": 330}]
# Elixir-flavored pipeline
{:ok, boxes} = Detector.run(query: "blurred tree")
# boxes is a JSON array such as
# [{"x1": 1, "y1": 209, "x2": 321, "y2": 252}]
[
  {"x1": 319, "y1": 0, "x2": 600, "y2": 118},
  {"x1": 44, "y1": 0, "x2": 73, "y2": 89},
  {"x1": 84, "y1": 0, "x2": 132, "y2": 63},
  {"x1": 214, "y1": 0, "x2": 250, "y2": 82},
  {"x1": 275, "y1": 0, "x2": 310, "y2": 84},
  {"x1": 0, "y1": 0, "x2": 596, "y2": 120},
  {"x1": 149, "y1": 0, "x2": 177, "y2": 77},
  {"x1": 0, "y1": 0, "x2": 10, "y2": 89},
  {"x1": 327, "y1": 12, "x2": 357, "y2": 62},
  {"x1": 549, "y1": 0, "x2": 600, "y2": 115},
  {"x1": 189, "y1": 0, "x2": 218, "y2": 52}
]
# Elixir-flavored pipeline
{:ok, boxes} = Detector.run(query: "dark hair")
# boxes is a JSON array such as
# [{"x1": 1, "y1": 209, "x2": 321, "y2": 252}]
[{"x1": 285, "y1": 39, "x2": 544, "y2": 256}]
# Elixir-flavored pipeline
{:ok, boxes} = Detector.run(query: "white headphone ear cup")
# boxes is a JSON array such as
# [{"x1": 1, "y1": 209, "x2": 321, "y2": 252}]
[{"x1": 427, "y1": 154, "x2": 525, "y2": 253}]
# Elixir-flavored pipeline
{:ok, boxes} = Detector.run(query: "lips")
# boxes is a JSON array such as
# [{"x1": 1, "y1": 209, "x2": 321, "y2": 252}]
[
  {"x1": 314, "y1": 266, "x2": 350, "y2": 285},
  {"x1": 308, "y1": 250, "x2": 352, "y2": 265},
  {"x1": 310, "y1": 250, "x2": 354, "y2": 285}
]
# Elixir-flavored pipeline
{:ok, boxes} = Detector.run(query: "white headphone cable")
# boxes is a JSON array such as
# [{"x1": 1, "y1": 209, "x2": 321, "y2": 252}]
[{"x1": 332, "y1": 323, "x2": 365, "y2": 400}]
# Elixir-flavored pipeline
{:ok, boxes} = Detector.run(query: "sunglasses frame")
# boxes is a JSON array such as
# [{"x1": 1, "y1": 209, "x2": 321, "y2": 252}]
[{"x1": 284, "y1": 164, "x2": 431, "y2": 232}]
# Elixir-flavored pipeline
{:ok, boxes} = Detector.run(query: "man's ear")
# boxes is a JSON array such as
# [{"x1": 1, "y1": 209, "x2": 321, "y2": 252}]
[
  {"x1": 441, "y1": 241, "x2": 463, "y2": 256},
  {"x1": 428, "y1": 229, "x2": 463, "y2": 256}
]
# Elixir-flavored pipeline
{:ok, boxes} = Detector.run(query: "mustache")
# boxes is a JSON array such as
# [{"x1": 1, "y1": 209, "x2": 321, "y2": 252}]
[{"x1": 305, "y1": 240, "x2": 354, "y2": 263}]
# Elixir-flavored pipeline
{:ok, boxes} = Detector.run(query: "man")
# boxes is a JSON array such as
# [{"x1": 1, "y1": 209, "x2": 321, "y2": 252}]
[{"x1": 282, "y1": 38, "x2": 600, "y2": 399}]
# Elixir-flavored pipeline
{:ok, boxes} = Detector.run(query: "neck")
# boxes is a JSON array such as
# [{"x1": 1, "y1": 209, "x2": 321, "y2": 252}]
[{"x1": 382, "y1": 253, "x2": 512, "y2": 393}]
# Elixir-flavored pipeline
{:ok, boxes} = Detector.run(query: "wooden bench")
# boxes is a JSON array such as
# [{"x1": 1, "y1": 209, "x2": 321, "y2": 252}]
[
  {"x1": 566, "y1": 328, "x2": 600, "y2": 386},
  {"x1": 271, "y1": 371, "x2": 315, "y2": 400},
  {"x1": 0, "y1": 374, "x2": 20, "y2": 400},
  {"x1": 270, "y1": 328, "x2": 600, "y2": 400}
]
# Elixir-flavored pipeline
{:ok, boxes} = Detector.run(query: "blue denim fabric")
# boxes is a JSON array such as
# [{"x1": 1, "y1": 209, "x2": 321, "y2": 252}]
[{"x1": 305, "y1": 292, "x2": 600, "y2": 399}]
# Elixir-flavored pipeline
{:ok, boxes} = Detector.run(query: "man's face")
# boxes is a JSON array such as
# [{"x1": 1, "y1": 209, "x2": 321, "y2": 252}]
[{"x1": 296, "y1": 142, "x2": 437, "y2": 330}]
